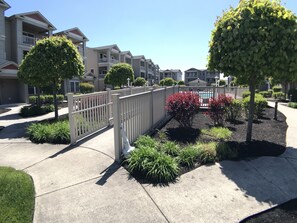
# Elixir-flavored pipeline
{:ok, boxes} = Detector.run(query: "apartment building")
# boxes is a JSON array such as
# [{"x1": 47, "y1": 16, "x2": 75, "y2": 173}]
[
  {"x1": 184, "y1": 68, "x2": 220, "y2": 86},
  {"x1": 132, "y1": 55, "x2": 146, "y2": 79},
  {"x1": 54, "y1": 27, "x2": 89, "y2": 94},
  {"x1": 120, "y1": 51, "x2": 133, "y2": 66},
  {"x1": 159, "y1": 69, "x2": 182, "y2": 82},
  {"x1": 0, "y1": 1, "x2": 57, "y2": 104}
]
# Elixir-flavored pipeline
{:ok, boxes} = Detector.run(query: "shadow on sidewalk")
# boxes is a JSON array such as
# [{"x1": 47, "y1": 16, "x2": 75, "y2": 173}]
[
  {"x1": 96, "y1": 161, "x2": 121, "y2": 186},
  {"x1": 220, "y1": 144, "x2": 297, "y2": 205}
]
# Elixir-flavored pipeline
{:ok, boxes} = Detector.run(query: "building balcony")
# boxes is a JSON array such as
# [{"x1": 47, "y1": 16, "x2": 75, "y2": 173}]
[{"x1": 23, "y1": 35, "x2": 36, "y2": 45}]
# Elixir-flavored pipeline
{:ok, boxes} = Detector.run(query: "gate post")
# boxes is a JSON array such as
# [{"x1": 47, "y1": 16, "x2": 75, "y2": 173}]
[
  {"x1": 113, "y1": 94, "x2": 122, "y2": 162},
  {"x1": 67, "y1": 93, "x2": 76, "y2": 145},
  {"x1": 106, "y1": 88, "x2": 112, "y2": 124}
]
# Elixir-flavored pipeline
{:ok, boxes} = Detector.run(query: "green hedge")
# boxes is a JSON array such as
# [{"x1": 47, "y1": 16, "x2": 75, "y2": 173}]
[
  {"x1": 29, "y1": 94, "x2": 64, "y2": 105},
  {"x1": 242, "y1": 91, "x2": 250, "y2": 98},
  {"x1": 288, "y1": 102, "x2": 297, "y2": 109},
  {"x1": 243, "y1": 94, "x2": 268, "y2": 119},
  {"x1": 20, "y1": 105, "x2": 54, "y2": 117},
  {"x1": 79, "y1": 82, "x2": 94, "y2": 94},
  {"x1": 273, "y1": 92, "x2": 285, "y2": 100},
  {"x1": 272, "y1": 86, "x2": 282, "y2": 92},
  {"x1": 259, "y1": 91, "x2": 272, "y2": 98}
]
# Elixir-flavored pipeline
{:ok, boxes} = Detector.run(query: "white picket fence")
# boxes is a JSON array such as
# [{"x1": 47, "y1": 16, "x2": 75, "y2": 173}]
[
  {"x1": 112, "y1": 86, "x2": 179, "y2": 161},
  {"x1": 67, "y1": 86, "x2": 152, "y2": 144}
]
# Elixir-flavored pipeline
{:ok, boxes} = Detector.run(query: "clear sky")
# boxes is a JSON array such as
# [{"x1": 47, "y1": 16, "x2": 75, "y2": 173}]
[{"x1": 5, "y1": 0, "x2": 297, "y2": 73}]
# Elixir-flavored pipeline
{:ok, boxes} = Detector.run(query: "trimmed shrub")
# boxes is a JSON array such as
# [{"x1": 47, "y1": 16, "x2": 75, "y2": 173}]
[
  {"x1": 243, "y1": 94, "x2": 268, "y2": 119},
  {"x1": 242, "y1": 91, "x2": 250, "y2": 98},
  {"x1": 205, "y1": 94, "x2": 232, "y2": 126},
  {"x1": 160, "y1": 78, "x2": 174, "y2": 86},
  {"x1": 127, "y1": 146, "x2": 179, "y2": 183},
  {"x1": 114, "y1": 86, "x2": 121, "y2": 90},
  {"x1": 166, "y1": 92, "x2": 200, "y2": 127},
  {"x1": 27, "y1": 120, "x2": 70, "y2": 144},
  {"x1": 216, "y1": 142, "x2": 238, "y2": 160},
  {"x1": 20, "y1": 104, "x2": 54, "y2": 117},
  {"x1": 273, "y1": 86, "x2": 282, "y2": 93},
  {"x1": 134, "y1": 77, "x2": 146, "y2": 86},
  {"x1": 273, "y1": 92, "x2": 285, "y2": 100},
  {"x1": 28, "y1": 94, "x2": 64, "y2": 105},
  {"x1": 177, "y1": 80, "x2": 185, "y2": 85},
  {"x1": 134, "y1": 135, "x2": 158, "y2": 149},
  {"x1": 44, "y1": 95, "x2": 54, "y2": 104},
  {"x1": 178, "y1": 146, "x2": 200, "y2": 168},
  {"x1": 225, "y1": 99, "x2": 242, "y2": 121},
  {"x1": 259, "y1": 91, "x2": 272, "y2": 98},
  {"x1": 56, "y1": 94, "x2": 64, "y2": 103},
  {"x1": 288, "y1": 88, "x2": 297, "y2": 102},
  {"x1": 160, "y1": 141, "x2": 180, "y2": 157},
  {"x1": 196, "y1": 142, "x2": 217, "y2": 164},
  {"x1": 288, "y1": 102, "x2": 297, "y2": 109},
  {"x1": 79, "y1": 82, "x2": 94, "y2": 94},
  {"x1": 201, "y1": 127, "x2": 232, "y2": 140}
]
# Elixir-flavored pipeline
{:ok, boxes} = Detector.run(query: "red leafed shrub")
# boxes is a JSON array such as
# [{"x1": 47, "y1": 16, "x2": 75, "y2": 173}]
[
  {"x1": 166, "y1": 92, "x2": 200, "y2": 127},
  {"x1": 206, "y1": 94, "x2": 233, "y2": 126}
]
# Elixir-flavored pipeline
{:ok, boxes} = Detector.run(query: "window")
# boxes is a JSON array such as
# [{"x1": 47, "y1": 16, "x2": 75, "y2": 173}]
[
  {"x1": 70, "y1": 81, "x2": 80, "y2": 93},
  {"x1": 22, "y1": 32, "x2": 35, "y2": 45}
]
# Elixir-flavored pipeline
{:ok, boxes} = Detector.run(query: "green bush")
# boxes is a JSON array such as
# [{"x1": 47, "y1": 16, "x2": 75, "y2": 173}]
[
  {"x1": 242, "y1": 91, "x2": 250, "y2": 98},
  {"x1": 56, "y1": 94, "x2": 64, "y2": 103},
  {"x1": 160, "y1": 78, "x2": 174, "y2": 86},
  {"x1": 160, "y1": 141, "x2": 180, "y2": 157},
  {"x1": 201, "y1": 127, "x2": 232, "y2": 140},
  {"x1": 196, "y1": 142, "x2": 217, "y2": 164},
  {"x1": 273, "y1": 92, "x2": 285, "y2": 100},
  {"x1": 44, "y1": 95, "x2": 54, "y2": 104},
  {"x1": 177, "y1": 80, "x2": 185, "y2": 85},
  {"x1": 134, "y1": 135, "x2": 158, "y2": 149},
  {"x1": 114, "y1": 86, "x2": 121, "y2": 90},
  {"x1": 178, "y1": 146, "x2": 200, "y2": 168},
  {"x1": 134, "y1": 77, "x2": 146, "y2": 86},
  {"x1": 225, "y1": 99, "x2": 242, "y2": 121},
  {"x1": 259, "y1": 91, "x2": 272, "y2": 98},
  {"x1": 216, "y1": 143, "x2": 238, "y2": 160},
  {"x1": 28, "y1": 94, "x2": 64, "y2": 105},
  {"x1": 127, "y1": 146, "x2": 179, "y2": 183},
  {"x1": 288, "y1": 88, "x2": 297, "y2": 102},
  {"x1": 79, "y1": 82, "x2": 94, "y2": 94},
  {"x1": 28, "y1": 96, "x2": 37, "y2": 104},
  {"x1": 20, "y1": 104, "x2": 54, "y2": 117},
  {"x1": 272, "y1": 86, "x2": 282, "y2": 92},
  {"x1": 243, "y1": 94, "x2": 268, "y2": 119},
  {"x1": 27, "y1": 120, "x2": 70, "y2": 144},
  {"x1": 288, "y1": 102, "x2": 297, "y2": 109}
]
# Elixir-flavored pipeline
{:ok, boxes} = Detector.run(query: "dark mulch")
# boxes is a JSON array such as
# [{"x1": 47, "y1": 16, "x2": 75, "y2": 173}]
[
  {"x1": 240, "y1": 198, "x2": 297, "y2": 223},
  {"x1": 153, "y1": 106, "x2": 287, "y2": 158},
  {"x1": 0, "y1": 108, "x2": 10, "y2": 114}
]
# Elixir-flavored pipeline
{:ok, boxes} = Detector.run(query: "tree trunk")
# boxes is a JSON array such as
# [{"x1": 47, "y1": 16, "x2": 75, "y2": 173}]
[
  {"x1": 246, "y1": 80, "x2": 256, "y2": 142},
  {"x1": 53, "y1": 84, "x2": 58, "y2": 120},
  {"x1": 37, "y1": 87, "x2": 41, "y2": 107}
]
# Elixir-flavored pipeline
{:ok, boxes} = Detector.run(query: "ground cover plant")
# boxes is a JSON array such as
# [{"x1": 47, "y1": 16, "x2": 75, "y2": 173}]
[
  {"x1": 0, "y1": 167, "x2": 34, "y2": 223},
  {"x1": 125, "y1": 92, "x2": 287, "y2": 184},
  {"x1": 20, "y1": 104, "x2": 54, "y2": 117},
  {"x1": 27, "y1": 119, "x2": 70, "y2": 144}
]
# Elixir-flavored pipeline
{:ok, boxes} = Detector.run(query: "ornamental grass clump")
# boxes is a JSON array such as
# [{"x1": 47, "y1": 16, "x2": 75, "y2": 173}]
[
  {"x1": 166, "y1": 92, "x2": 200, "y2": 127},
  {"x1": 201, "y1": 127, "x2": 232, "y2": 141},
  {"x1": 178, "y1": 146, "x2": 200, "y2": 168}
]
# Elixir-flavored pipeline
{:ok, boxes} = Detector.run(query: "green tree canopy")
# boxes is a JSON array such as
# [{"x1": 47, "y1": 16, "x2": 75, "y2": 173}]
[
  {"x1": 160, "y1": 78, "x2": 175, "y2": 86},
  {"x1": 177, "y1": 80, "x2": 185, "y2": 85},
  {"x1": 104, "y1": 63, "x2": 134, "y2": 87},
  {"x1": 18, "y1": 36, "x2": 84, "y2": 119},
  {"x1": 134, "y1": 77, "x2": 146, "y2": 86},
  {"x1": 208, "y1": 0, "x2": 297, "y2": 141}
]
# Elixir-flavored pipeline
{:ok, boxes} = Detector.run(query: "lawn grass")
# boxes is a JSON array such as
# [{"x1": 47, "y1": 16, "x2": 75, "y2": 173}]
[{"x1": 0, "y1": 167, "x2": 35, "y2": 223}]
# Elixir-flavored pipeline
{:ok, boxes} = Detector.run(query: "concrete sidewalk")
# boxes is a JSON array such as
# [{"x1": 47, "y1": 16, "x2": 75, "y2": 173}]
[{"x1": 0, "y1": 103, "x2": 296, "y2": 222}]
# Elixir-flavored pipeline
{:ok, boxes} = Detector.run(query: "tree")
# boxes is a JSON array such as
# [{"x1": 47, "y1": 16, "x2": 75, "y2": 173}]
[
  {"x1": 18, "y1": 36, "x2": 84, "y2": 119},
  {"x1": 219, "y1": 80, "x2": 226, "y2": 86},
  {"x1": 134, "y1": 77, "x2": 146, "y2": 86},
  {"x1": 208, "y1": 0, "x2": 297, "y2": 141},
  {"x1": 160, "y1": 78, "x2": 175, "y2": 86},
  {"x1": 104, "y1": 63, "x2": 134, "y2": 87}
]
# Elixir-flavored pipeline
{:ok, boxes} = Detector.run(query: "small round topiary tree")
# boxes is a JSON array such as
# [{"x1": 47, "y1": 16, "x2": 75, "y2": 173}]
[
  {"x1": 134, "y1": 77, "x2": 146, "y2": 86},
  {"x1": 104, "y1": 63, "x2": 134, "y2": 87},
  {"x1": 79, "y1": 82, "x2": 94, "y2": 94},
  {"x1": 166, "y1": 92, "x2": 200, "y2": 127},
  {"x1": 177, "y1": 80, "x2": 185, "y2": 86},
  {"x1": 160, "y1": 78, "x2": 175, "y2": 86}
]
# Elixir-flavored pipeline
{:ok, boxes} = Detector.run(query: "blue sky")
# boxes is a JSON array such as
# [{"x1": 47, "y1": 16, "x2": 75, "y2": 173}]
[{"x1": 5, "y1": 0, "x2": 297, "y2": 73}]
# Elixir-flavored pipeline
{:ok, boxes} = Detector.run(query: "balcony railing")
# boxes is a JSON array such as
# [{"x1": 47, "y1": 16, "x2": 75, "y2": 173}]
[
  {"x1": 99, "y1": 58, "x2": 108, "y2": 63},
  {"x1": 23, "y1": 35, "x2": 35, "y2": 45}
]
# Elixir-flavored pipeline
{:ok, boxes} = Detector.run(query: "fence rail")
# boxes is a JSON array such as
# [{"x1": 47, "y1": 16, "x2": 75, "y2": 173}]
[{"x1": 68, "y1": 86, "x2": 151, "y2": 144}]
